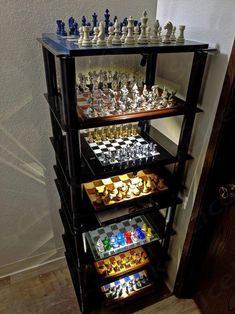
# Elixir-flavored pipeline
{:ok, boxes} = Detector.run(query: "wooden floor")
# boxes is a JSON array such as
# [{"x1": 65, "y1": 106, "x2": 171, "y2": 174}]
[{"x1": 0, "y1": 258, "x2": 201, "y2": 314}]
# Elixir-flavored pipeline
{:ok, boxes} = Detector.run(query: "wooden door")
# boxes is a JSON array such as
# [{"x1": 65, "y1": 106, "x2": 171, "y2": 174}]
[{"x1": 174, "y1": 41, "x2": 235, "y2": 313}]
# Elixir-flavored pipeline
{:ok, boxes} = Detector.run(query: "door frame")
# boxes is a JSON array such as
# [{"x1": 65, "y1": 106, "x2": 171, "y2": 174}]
[{"x1": 174, "y1": 40, "x2": 235, "y2": 297}]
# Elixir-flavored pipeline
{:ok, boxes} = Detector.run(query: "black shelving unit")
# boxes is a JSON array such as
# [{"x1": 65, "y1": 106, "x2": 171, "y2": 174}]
[{"x1": 39, "y1": 33, "x2": 208, "y2": 313}]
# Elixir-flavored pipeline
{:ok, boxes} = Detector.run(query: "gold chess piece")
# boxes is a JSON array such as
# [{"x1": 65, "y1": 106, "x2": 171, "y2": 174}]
[
  {"x1": 101, "y1": 127, "x2": 106, "y2": 141},
  {"x1": 119, "y1": 124, "x2": 123, "y2": 137},
  {"x1": 107, "y1": 126, "x2": 111, "y2": 139},
  {"x1": 88, "y1": 129, "x2": 94, "y2": 143}
]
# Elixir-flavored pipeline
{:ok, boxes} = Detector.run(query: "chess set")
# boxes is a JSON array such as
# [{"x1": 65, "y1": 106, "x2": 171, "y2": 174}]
[
  {"x1": 83, "y1": 124, "x2": 159, "y2": 166},
  {"x1": 94, "y1": 247, "x2": 150, "y2": 279},
  {"x1": 101, "y1": 269, "x2": 153, "y2": 303},
  {"x1": 76, "y1": 75, "x2": 178, "y2": 120},
  {"x1": 85, "y1": 215, "x2": 159, "y2": 260},
  {"x1": 83, "y1": 169, "x2": 168, "y2": 210},
  {"x1": 56, "y1": 10, "x2": 186, "y2": 47}
]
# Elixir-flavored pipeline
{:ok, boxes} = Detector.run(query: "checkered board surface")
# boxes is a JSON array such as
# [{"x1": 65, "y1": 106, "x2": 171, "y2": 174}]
[
  {"x1": 84, "y1": 169, "x2": 168, "y2": 210},
  {"x1": 94, "y1": 247, "x2": 150, "y2": 279},
  {"x1": 101, "y1": 269, "x2": 152, "y2": 302},
  {"x1": 86, "y1": 215, "x2": 159, "y2": 260},
  {"x1": 84, "y1": 134, "x2": 160, "y2": 166}
]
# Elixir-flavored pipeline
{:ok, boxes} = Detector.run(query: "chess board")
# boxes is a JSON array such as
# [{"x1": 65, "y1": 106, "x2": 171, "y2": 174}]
[
  {"x1": 101, "y1": 269, "x2": 153, "y2": 303},
  {"x1": 94, "y1": 247, "x2": 150, "y2": 279},
  {"x1": 84, "y1": 134, "x2": 160, "y2": 166},
  {"x1": 85, "y1": 215, "x2": 159, "y2": 260},
  {"x1": 84, "y1": 169, "x2": 168, "y2": 211}
]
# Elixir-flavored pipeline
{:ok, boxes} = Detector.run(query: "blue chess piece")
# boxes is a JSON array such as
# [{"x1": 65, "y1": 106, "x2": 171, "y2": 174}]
[
  {"x1": 117, "y1": 232, "x2": 125, "y2": 246},
  {"x1": 56, "y1": 20, "x2": 62, "y2": 35},
  {"x1": 122, "y1": 17, "x2": 128, "y2": 27},
  {"x1": 135, "y1": 227, "x2": 145, "y2": 240},
  {"x1": 68, "y1": 16, "x2": 75, "y2": 35},
  {"x1": 82, "y1": 15, "x2": 86, "y2": 26},
  {"x1": 60, "y1": 22, "x2": 67, "y2": 36},
  {"x1": 134, "y1": 20, "x2": 138, "y2": 27},
  {"x1": 73, "y1": 22, "x2": 79, "y2": 36},
  {"x1": 92, "y1": 12, "x2": 98, "y2": 28},
  {"x1": 104, "y1": 9, "x2": 110, "y2": 34}
]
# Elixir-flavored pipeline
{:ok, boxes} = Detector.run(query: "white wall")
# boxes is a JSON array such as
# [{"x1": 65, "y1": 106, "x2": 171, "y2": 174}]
[
  {"x1": 154, "y1": 0, "x2": 235, "y2": 289},
  {"x1": 0, "y1": 0, "x2": 157, "y2": 276}
]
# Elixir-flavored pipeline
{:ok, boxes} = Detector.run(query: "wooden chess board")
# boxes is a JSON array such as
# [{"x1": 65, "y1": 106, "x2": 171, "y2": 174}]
[
  {"x1": 84, "y1": 169, "x2": 168, "y2": 210},
  {"x1": 94, "y1": 247, "x2": 150, "y2": 279},
  {"x1": 101, "y1": 269, "x2": 153, "y2": 303},
  {"x1": 86, "y1": 215, "x2": 159, "y2": 260}
]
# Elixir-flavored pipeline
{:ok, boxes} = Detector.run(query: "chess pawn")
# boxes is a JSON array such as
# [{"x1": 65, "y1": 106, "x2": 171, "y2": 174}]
[
  {"x1": 146, "y1": 26, "x2": 151, "y2": 43},
  {"x1": 133, "y1": 25, "x2": 140, "y2": 42},
  {"x1": 97, "y1": 21, "x2": 106, "y2": 46},
  {"x1": 107, "y1": 25, "x2": 115, "y2": 44},
  {"x1": 78, "y1": 26, "x2": 84, "y2": 44},
  {"x1": 92, "y1": 26, "x2": 99, "y2": 44},
  {"x1": 124, "y1": 16, "x2": 135, "y2": 45},
  {"x1": 82, "y1": 26, "x2": 92, "y2": 47},
  {"x1": 162, "y1": 21, "x2": 173, "y2": 44},
  {"x1": 151, "y1": 20, "x2": 160, "y2": 44},
  {"x1": 176, "y1": 25, "x2": 185, "y2": 43},
  {"x1": 112, "y1": 20, "x2": 122, "y2": 45},
  {"x1": 170, "y1": 26, "x2": 176, "y2": 42},
  {"x1": 121, "y1": 25, "x2": 128, "y2": 43},
  {"x1": 137, "y1": 11, "x2": 148, "y2": 44}
]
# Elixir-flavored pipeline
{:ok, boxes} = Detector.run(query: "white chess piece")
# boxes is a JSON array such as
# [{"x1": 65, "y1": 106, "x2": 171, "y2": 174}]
[
  {"x1": 82, "y1": 26, "x2": 92, "y2": 47},
  {"x1": 146, "y1": 26, "x2": 151, "y2": 43},
  {"x1": 112, "y1": 20, "x2": 122, "y2": 45},
  {"x1": 124, "y1": 16, "x2": 135, "y2": 45},
  {"x1": 170, "y1": 26, "x2": 176, "y2": 42},
  {"x1": 159, "y1": 26, "x2": 162, "y2": 42},
  {"x1": 107, "y1": 25, "x2": 115, "y2": 44},
  {"x1": 176, "y1": 25, "x2": 185, "y2": 43},
  {"x1": 137, "y1": 11, "x2": 148, "y2": 44},
  {"x1": 121, "y1": 25, "x2": 128, "y2": 43},
  {"x1": 97, "y1": 21, "x2": 106, "y2": 46},
  {"x1": 78, "y1": 26, "x2": 84, "y2": 44},
  {"x1": 92, "y1": 26, "x2": 99, "y2": 44},
  {"x1": 162, "y1": 21, "x2": 173, "y2": 44},
  {"x1": 133, "y1": 25, "x2": 140, "y2": 42},
  {"x1": 151, "y1": 20, "x2": 160, "y2": 44}
]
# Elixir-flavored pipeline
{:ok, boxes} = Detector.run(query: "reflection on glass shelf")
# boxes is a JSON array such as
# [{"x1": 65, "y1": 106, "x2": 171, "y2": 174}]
[{"x1": 85, "y1": 215, "x2": 160, "y2": 261}]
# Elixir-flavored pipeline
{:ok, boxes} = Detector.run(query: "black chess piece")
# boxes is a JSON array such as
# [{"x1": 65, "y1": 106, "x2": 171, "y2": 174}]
[
  {"x1": 118, "y1": 288, "x2": 123, "y2": 298},
  {"x1": 126, "y1": 286, "x2": 129, "y2": 295}
]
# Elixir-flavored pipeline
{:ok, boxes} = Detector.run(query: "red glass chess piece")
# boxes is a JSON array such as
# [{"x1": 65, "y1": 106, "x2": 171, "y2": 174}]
[{"x1": 124, "y1": 231, "x2": 132, "y2": 244}]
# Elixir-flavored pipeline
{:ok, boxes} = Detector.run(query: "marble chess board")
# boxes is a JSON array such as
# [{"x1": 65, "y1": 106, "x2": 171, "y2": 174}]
[
  {"x1": 86, "y1": 215, "x2": 159, "y2": 260},
  {"x1": 101, "y1": 269, "x2": 152, "y2": 302},
  {"x1": 84, "y1": 134, "x2": 160, "y2": 166},
  {"x1": 84, "y1": 169, "x2": 168, "y2": 210},
  {"x1": 94, "y1": 247, "x2": 150, "y2": 279}
]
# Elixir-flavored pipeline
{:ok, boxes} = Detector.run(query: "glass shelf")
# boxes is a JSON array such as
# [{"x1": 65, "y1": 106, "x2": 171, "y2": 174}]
[{"x1": 85, "y1": 215, "x2": 160, "y2": 261}]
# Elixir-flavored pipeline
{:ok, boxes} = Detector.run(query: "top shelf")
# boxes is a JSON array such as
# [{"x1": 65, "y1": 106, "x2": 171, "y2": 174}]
[{"x1": 38, "y1": 33, "x2": 209, "y2": 57}]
